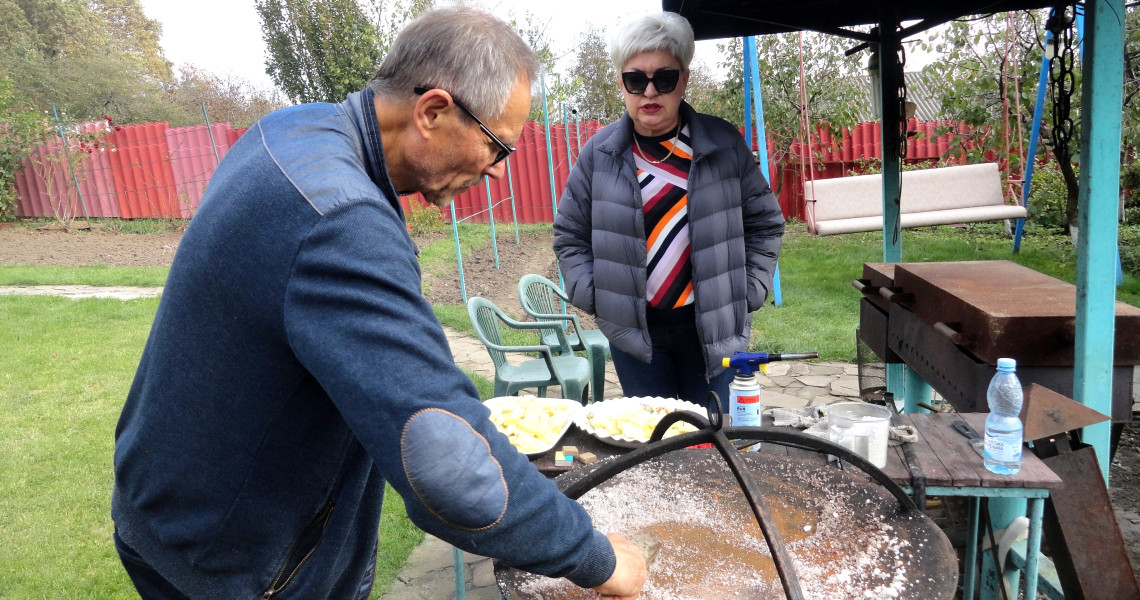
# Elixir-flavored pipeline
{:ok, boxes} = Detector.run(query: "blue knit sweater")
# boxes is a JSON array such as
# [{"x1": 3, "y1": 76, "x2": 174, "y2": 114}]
[{"x1": 112, "y1": 89, "x2": 614, "y2": 599}]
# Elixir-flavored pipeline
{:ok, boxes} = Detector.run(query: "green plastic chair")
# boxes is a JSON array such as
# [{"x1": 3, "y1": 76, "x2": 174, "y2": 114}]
[
  {"x1": 466, "y1": 296, "x2": 591, "y2": 404},
  {"x1": 517, "y1": 274, "x2": 611, "y2": 404}
]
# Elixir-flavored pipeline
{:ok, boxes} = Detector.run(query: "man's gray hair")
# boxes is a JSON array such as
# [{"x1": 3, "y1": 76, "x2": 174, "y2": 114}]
[
  {"x1": 370, "y1": 6, "x2": 540, "y2": 121},
  {"x1": 609, "y1": 12, "x2": 695, "y2": 72}
]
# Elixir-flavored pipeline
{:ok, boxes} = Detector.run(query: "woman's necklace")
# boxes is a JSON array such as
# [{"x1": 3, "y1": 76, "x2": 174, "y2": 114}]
[{"x1": 633, "y1": 120, "x2": 682, "y2": 165}]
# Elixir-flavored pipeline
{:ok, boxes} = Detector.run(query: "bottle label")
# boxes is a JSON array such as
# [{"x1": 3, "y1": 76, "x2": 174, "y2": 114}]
[
  {"x1": 984, "y1": 435, "x2": 1022, "y2": 463},
  {"x1": 731, "y1": 393, "x2": 762, "y2": 427}
]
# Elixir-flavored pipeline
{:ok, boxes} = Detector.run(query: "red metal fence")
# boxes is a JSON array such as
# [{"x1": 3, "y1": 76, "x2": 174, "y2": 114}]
[
  {"x1": 15, "y1": 116, "x2": 993, "y2": 223},
  {"x1": 14, "y1": 122, "x2": 247, "y2": 220}
]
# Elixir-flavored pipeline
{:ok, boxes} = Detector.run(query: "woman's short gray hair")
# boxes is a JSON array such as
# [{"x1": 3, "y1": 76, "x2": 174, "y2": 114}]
[
  {"x1": 609, "y1": 12, "x2": 695, "y2": 72},
  {"x1": 370, "y1": 6, "x2": 540, "y2": 121}
]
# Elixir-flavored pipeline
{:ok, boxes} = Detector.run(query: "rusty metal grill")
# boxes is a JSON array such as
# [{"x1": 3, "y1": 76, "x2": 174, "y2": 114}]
[{"x1": 857, "y1": 326, "x2": 888, "y2": 406}]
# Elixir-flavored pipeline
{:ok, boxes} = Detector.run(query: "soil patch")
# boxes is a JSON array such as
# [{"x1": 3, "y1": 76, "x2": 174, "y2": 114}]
[
  {"x1": 416, "y1": 227, "x2": 597, "y2": 327},
  {"x1": 0, "y1": 224, "x2": 183, "y2": 267}
]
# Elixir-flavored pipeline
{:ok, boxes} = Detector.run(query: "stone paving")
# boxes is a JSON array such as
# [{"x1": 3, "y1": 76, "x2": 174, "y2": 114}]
[{"x1": 0, "y1": 284, "x2": 163, "y2": 300}]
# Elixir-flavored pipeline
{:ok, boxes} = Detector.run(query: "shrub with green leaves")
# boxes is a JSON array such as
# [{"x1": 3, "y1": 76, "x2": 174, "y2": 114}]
[
  {"x1": 404, "y1": 196, "x2": 447, "y2": 234},
  {"x1": 0, "y1": 77, "x2": 52, "y2": 221},
  {"x1": 1026, "y1": 161, "x2": 1072, "y2": 228}
]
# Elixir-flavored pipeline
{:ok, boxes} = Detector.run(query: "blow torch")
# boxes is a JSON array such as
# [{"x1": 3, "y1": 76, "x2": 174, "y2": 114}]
[{"x1": 722, "y1": 351, "x2": 819, "y2": 427}]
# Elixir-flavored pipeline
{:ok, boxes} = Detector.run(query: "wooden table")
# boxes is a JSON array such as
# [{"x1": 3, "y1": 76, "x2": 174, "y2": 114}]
[{"x1": 531, "y1": 412, "x2": 1063, "y2": 600}]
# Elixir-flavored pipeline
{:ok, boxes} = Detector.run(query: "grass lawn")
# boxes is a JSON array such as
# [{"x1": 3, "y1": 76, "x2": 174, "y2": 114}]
[{"x1": 0, "y1": 290, "x2": 427, "y2": 598}]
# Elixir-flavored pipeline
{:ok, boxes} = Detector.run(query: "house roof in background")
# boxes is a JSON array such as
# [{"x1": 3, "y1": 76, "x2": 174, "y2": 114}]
[{"x1": 850, "y1": 71, "x2": 944, "y2": 122}]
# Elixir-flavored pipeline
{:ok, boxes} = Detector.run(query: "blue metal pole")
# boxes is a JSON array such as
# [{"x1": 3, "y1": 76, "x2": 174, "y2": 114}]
[
  {"x1": 200, "y1": 102, "x2": 221, "y2": 166},
  {"x1": 877, "y1": 19, "x2": 908, "y2": 402},
  {"x1": 542, "y1": 77, "x2": 558, "y2": 220},
  {"x1": 1074, "y1": 9, "x2": 1125, "y2": 287},
  {"x1": 450, "y1": 203, "x2": 468, "y2": 304},
  {"x1": 573, "y1": 108, "x2": 583, "y2": 154},
  {"x1": 485, "y1": 178, "x2": 499, "y2": 269},
  {"x1": 878, "y1": 27, "x2": 903, "y2": 264},
  {"x1": 506, "y1": 158, "x2": 519, "y2": 244},
  {"x1": 980, "y1": 499, "x2": 1027, "y2": 600},
  {"x1": 1074, "y1": 0, "x2": 1125, "y2": 481},
  {"x1": 562, "y1": 103, "x2": 573, "y2": 167},
  {"x1": 742, "y1": 37, "x2": 755, "y2": 162},
  {"x1": 1013, "y1": 26, "x2": 1052, "y2": 254},
  {"x1": 541, "y1": 76, "x2": 567, "y2": 305},
  {"x1": 744, "y1": 36, "x2": 783, "y2": 307}
]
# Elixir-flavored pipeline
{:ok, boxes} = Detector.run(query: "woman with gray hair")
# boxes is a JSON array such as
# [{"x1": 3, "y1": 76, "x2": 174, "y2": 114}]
[{"x1": 554, "y1": 12, "x2": 785, "y2": 412}]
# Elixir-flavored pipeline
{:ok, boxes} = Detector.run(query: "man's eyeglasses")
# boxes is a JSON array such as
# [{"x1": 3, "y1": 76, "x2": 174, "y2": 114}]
[
  {"x1": 620, "y1": 69, "x2": 681, "y2": 95},
  {"x1": 414, "y1": 86, "x2": 515, "y2": 166}
]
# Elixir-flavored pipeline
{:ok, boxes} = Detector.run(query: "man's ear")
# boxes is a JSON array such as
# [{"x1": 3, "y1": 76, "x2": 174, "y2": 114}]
[{"x1": 413, "y1": 89, "x2": 453, "y2": 139}]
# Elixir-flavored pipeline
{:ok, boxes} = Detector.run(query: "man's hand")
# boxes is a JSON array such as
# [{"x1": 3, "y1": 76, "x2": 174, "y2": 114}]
[{"x1": 592, "y1": 533, "x2": 648, "y2": 599}]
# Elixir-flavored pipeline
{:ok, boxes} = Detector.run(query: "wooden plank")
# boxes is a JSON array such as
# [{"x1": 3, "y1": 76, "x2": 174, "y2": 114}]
[
  {"x1": 894, "y1": 413, "x2": 954, "y2": 487},
  {"x1": 961, "y1": 413, "x2": 1062, "y2": 490},
  {"x1": 909, "y1": 412, "x2": 984, "y2": 487},
  {"x1": 878, "y1": 442, "x2": 910, "y2": 482}
]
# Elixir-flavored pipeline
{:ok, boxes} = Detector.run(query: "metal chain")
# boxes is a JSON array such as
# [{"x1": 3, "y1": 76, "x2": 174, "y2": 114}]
[
  {"x1": 1047, "y1": 8, "x2": 1077, "y2": 155},
  {"x1": 898, "y1": 42, "x2": 910, "y2": 161},
  {"x1": 894, "y1": 41, "x2": 908, "y2": 245}
]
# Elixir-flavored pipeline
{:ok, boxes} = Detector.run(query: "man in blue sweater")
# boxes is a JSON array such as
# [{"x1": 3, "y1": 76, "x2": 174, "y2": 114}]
[{"x1": 111, "y1": 7, "x2": 646, "y2": 599}]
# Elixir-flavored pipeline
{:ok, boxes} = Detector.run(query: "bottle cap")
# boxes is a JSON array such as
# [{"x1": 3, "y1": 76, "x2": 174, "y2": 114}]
[{"x1": 996, "y1": 357, "x2": 1017, "y2": 372}]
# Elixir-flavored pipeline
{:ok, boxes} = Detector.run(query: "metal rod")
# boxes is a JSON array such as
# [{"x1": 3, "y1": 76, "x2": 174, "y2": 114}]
[
  {"x1": 562, "y1": 103, "x2": 573, "y2": 167},
  {"x1": 708, "y1": 427, "x2": 805, "y2": 600},
  {"x1": 50, "y1": 105, "x2": 91, "y2": 224},
  {"x1": 506, "y1": 158, "x2": 519, "y2": 244},
  {"x1": 1014, "y1": 23, "x2": 1052, "y2": 254},
  {"x1": 484, "y1": 178, "x2": 499, "y2": 269},
  {"x1": 562, "y1": 411, "x2": 918, "y2": 600},
  {"x1": 573, "y1": 108, "x2": 582, "y2": 154},
  {"x1": 449, "y1": 203, "x2": 467, "y2": 304},
  {"x1": 541, "y1": 76, "x2": 558, "y2": 220},
  {"x1": 201, "y1": 102, "x2": 221, "y2": 166}
]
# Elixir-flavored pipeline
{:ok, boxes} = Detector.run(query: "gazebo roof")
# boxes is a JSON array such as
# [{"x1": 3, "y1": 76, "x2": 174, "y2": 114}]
[{"x1": 664, "y1": 0, "x2": 1060, "y2": 40}]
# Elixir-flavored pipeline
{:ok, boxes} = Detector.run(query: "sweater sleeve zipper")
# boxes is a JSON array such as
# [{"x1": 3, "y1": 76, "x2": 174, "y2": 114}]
[{"x1": 261, "y1": 500, "x2": 336, "y2": 599}]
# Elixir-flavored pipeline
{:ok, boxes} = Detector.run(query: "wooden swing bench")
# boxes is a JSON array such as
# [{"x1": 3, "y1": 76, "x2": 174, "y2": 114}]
[{"x1": 803, "y1": 162, "x2": 1028, "y2": 236}]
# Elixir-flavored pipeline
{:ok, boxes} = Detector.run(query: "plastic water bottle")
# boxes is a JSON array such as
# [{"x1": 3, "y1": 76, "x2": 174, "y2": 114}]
[{"x1": 983, "y1": 358, "x2": 1023, "y2": 475}]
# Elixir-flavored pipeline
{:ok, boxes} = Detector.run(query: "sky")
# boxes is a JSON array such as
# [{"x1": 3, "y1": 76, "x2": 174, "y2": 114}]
[{"x1": 137, "y1": 0, "x2": 728, "y2": 94}]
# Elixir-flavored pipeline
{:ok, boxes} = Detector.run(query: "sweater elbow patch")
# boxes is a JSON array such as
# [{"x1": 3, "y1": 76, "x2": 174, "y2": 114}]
[{"x1": 401, "y1": 409, "x2": 508, "y2": 530}]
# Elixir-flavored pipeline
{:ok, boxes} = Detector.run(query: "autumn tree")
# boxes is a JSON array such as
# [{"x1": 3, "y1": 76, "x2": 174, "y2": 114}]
[
  {"x1": 163, "y1": 66, "x2": 289, "y2": 129},
  {"x1": 0, "y1": 0, "x2": 174, "y2": 123},
  {"x1": 509, "y1": 10, "x2": 565, "y2": 122},
  {"x1": 568, "y1": 26, "x2": 624, "y2": 123},
  {"x1": 684, "y1": 59, "x2": 742, "y2": 126},
  {"x1": 917, "y1": 11, "x2": 1083, "y2": 231},
  {"x1": 257, "y1": 0, "x2": 433, "y2": 104},
  {"x1": 701, "y1": 33, "x2": 864, "y2": 195}
]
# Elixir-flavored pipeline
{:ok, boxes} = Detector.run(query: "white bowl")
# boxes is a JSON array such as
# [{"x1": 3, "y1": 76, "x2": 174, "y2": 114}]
[{"x1": 574, "y1": 397, "x2": 705, "y2": 448}]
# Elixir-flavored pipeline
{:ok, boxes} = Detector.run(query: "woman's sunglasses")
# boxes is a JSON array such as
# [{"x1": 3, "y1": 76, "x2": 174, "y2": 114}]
[{"x1": 621, "y1": 69, "x2": 681, "y2": 95}]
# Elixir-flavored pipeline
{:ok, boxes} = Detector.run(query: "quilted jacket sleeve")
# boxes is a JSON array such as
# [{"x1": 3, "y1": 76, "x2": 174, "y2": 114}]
[
  {"x1": 734, "y1": 136, "x2": 784, "y2": 312},
  {"x1": 552, "y1": 139, "x2": 598, "y2": 315}
]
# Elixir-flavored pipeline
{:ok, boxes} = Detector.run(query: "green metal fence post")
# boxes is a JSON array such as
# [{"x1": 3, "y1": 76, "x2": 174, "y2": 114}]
[
  {"x1": 51, "y1": 105, "x2": 91, "y2": 224},
  {"x1": 485, "y1": 178, "x2": 499, "y2": 269},
  {"x1": 201, "y1": 102, "x2": 221, "y2": 166}
]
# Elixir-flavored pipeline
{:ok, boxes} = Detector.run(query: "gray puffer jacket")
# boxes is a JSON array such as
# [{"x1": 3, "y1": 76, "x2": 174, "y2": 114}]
[{"x1": 553, "y1": 102, "x2": 785, "y2": 377}]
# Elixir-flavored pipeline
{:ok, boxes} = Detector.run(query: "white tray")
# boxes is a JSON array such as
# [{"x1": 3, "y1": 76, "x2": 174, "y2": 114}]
[
  {"x1": 484, "y1": 396, "x2": 581, "y2": 456},
  {"x1": 574, "y1": 397, "x2": 705, "y2": 448}
]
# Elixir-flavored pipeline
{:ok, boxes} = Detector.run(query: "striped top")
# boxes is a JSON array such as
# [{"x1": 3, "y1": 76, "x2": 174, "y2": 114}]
[{"x1": 634, "y1": 123, "x2": 693, "y2": 309}]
